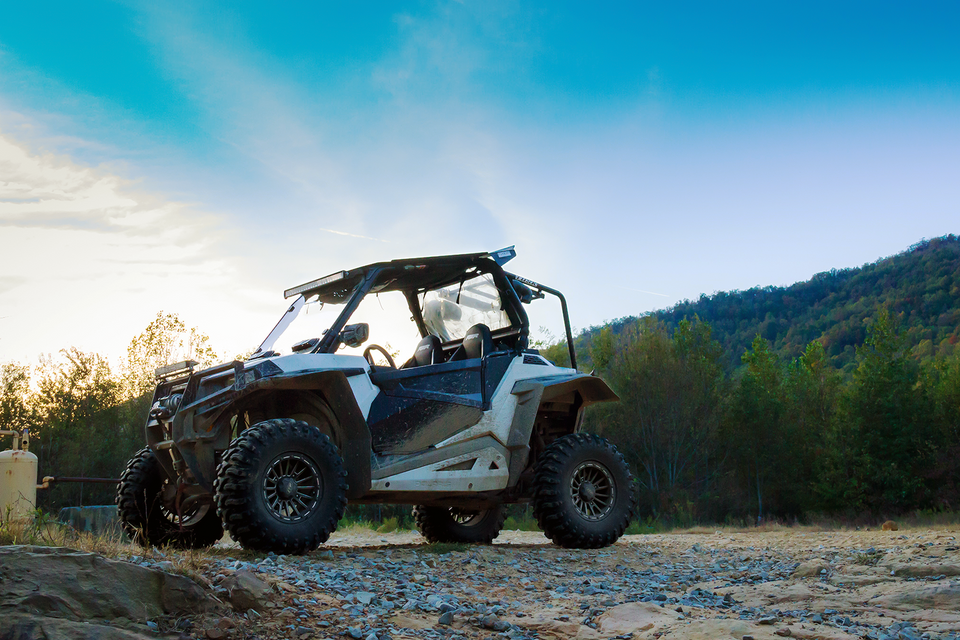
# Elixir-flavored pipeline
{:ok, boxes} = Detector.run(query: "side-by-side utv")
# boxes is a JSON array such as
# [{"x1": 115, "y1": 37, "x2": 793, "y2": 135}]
[{"x1": 117, "y1": 247, "x2": 634, "y2": 552}]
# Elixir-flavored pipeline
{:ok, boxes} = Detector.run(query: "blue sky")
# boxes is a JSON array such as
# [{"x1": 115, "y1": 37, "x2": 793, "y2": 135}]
[{"x1": 1, "y1": 1, "x2": 959, "y2": 362}]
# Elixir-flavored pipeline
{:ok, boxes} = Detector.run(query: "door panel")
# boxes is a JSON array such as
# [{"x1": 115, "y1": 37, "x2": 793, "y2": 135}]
[{"x1": 368, "y1": 359, "x2": 484, "y2": 454}]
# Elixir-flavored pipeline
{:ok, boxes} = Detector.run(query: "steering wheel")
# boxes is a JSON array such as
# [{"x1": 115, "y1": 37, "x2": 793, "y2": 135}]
[{"x1": 363, "y1": 344, "x2": 396, "y2": 369}]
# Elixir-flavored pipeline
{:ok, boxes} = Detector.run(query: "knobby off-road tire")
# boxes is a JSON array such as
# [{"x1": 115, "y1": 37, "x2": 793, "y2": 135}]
[
  {"x1": 214, "y1": 419, "x2": 347, "y2": 554},
  {"x1": 413, "y1": 505, "x2": 506, "y2": 544},
  {"x1": 116, "y1": 447, "x2": 224, "y2": 549},
  {"x1": 532, "y1": 433, "x2": 635, "y2": 549}
]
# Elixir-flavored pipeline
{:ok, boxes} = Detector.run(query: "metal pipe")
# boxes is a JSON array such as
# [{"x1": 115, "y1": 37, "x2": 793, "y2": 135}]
[
  {"x1": 42, "y1": 477, "x2": 120, "y2": 484},
  {"x1": 0, "y1": 428, "x2": 29, "y2": 452},
  {"x1": 504, "y1": 272, "x2": 579, "y2": 370}
]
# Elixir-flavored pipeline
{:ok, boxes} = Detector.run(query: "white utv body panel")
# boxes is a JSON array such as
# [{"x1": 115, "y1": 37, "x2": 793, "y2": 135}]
[
  {"x1": 370, "y1": 355, "x2": 568, "y2": 493},
  {"x1": 251, "y1": 353, "x2": 381, "y2": 417},
  {"x1": 250, "y1": 351, "x2": 573, "y2": 495},
  {"x1": 370, "y1": 445, "x2": 510, "y2": 492}
]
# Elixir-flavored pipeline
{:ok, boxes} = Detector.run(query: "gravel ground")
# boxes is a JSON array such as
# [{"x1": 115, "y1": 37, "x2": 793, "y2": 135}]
[{"x1": 132, "y1": 528, "x2": 960, "y2": 640}]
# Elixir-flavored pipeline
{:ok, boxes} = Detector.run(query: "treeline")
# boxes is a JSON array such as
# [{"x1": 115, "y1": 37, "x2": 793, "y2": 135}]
[
  {"x1": 4, "y1": 284, "x2": 959, "y2": 527},
  {"x1": 0, "y1": 313, "x2": 218, "y2": 510},
  {"x1": 580, "y1": 234, "x2": 960, "y2": 374},
  {"x1": 544, "y1": 311, "x2": 960, "y2": 524}
]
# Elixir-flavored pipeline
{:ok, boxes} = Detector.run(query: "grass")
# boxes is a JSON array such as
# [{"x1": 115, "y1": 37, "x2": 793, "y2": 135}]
[
  {"x1": 5, "y1": 505, "x2": 958, "y2": 569},
  {"x1": 335, "y1": 510, "x2": 960, "y2": 540},
  {"x1": 375, "y1": 516, "x2": 403, "y2": 533},
  {"x1": 853, "y1": 550, "x2": 883, "y2": 566},
  {"x1": 503, "y1": 514, "x2": 540, "y2": 531},
  {"x1": 0, "y1": 509, "x2": 80, "y2": 547},
  {"x1": 0, "y1": 509, "x2": 238, "y2": 584}
]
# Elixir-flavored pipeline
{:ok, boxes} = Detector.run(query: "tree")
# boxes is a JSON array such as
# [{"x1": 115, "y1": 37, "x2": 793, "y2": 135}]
[
  {"x1": 593, "y1": 318, "x2": 726, "y2": 522},
  {"x1": 724, "y1": 334, "x2": 789, "y2": 522},
  {"x1": 846, "y1": 311, "x2": 934, "y2": 511},
  {"x1": 785, "y1": 341, "x2": 844, "y2": 511},
  {"x1": 34, "y1": 348, "x2": 127, "y2": 507},
  {"x1": 122, "y1": 312, "x2": 219, "y2": 399},
  {"x1": 0, "y1": 362, "x2": 37, "y2": 435}
]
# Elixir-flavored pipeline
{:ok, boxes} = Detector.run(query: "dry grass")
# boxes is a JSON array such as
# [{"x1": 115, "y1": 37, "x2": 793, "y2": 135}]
[
  {"x1": 674, "y1": 522, "x2": 826, "y2": 535},
  {"x1": 335, "y1": 520, "x2": 381, "y2": 535},
  {"x1": 663, "y1": 510, "x2": 960, "y2": 535},
  {"x1": 0, "y1": 511, "x2": 244, "y2": 584}
]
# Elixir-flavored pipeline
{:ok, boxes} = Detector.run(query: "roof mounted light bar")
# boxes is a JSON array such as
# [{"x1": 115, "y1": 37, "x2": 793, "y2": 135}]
[{"x1": 284, "y1": 270, "x2": 347, "y2": 299}]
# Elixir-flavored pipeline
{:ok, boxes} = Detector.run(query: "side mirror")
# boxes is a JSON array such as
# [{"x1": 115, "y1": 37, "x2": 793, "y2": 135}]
[{"x1": 340, "y1": 323, "x2": 370, "y2": 348}]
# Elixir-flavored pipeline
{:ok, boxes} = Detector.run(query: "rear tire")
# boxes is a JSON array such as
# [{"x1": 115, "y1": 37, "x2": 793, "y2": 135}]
[
  {"x1": 532, "y1": 433, "x2": 634, "y2": 549},
  {"x1": 413, "y1": 505, "x2": 505, "y2": 544},
  {"x1": 215, "y1": 419, "x2": 347, "y2": 554},
  {"x1": 116, "y1": 447, "x2": 224, "y2": 549}
]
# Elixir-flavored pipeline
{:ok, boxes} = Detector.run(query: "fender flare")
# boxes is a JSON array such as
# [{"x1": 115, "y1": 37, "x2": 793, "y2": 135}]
[
  {"x1": 250, "y1": 370, "x2": 372, "y2": 499},
  {"x1": 171, "y1": 369, "x2": 372, "y2": 499},
  {"x1": 504, "y1": 373, "x2": 619, "y2": 486}
]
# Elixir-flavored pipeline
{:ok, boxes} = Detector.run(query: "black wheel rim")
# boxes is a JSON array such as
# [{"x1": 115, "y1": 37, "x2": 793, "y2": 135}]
[
  {"x1": 450, "y1": 508, "x2": 482, "y2": 526},
  {"x1": 570, "y1": 461, "x2": 615, "y2": 521},
  {"x1": 262, "y1": 453, "x2": 322, "y2": 522}
]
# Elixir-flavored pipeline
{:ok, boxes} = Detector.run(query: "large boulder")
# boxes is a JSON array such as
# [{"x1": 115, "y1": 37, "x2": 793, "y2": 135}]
[
  {"x1": 219, "y1": 569, "x2": 274, "y2": 612},
  {"x1": 0, "y1": 613, "x2": 160, "y2": 640},
  {"x1": 595, "y1": 601, "x2": 677, "y2": 635},
  {"x1": 874, "y1": 584, "x2": 960, "y2": 611},
  {"x1": 882, "y1": 562, "x2": 960, "y2": 578},
  {"x1": 0, "y1": 545, "x2": 218, "y2": 639}
]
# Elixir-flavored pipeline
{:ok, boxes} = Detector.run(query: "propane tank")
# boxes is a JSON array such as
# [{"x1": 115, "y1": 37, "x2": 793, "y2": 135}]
[{"x1": 0, "y1": 434, "x2": 38, "y2": 522}]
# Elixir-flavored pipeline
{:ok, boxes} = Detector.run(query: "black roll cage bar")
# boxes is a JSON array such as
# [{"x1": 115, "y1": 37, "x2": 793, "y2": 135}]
[
  {"x1": 311, "y1": 260, "x2": 536, "y2": 359},
  {"x1": 256, "y1": 256, "x2": 578, "y2": 371},
  {"x1": 504, "y1": 272, "x2": 578, "y2": 370}
]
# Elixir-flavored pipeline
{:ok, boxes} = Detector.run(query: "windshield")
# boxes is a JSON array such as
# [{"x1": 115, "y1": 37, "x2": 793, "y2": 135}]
[
  {"x1": 256, "y1": 290, "x2": 421, "y2": 360},
  {"x1": 420, "y1": 272, "x2": 511, "y2": 342}
]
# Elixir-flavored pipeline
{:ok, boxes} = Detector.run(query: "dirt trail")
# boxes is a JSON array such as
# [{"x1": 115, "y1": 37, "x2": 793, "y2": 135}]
[{"x1": 154, "y1": 527, "x2": 957, "y2": 639}]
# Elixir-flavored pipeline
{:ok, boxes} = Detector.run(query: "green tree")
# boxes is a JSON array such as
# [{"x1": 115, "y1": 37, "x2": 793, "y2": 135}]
[
  {"x1": 34, "y1": 348, "x2": 128, "y2": 507},
  {"x1": 846, "y1": 311, "x2": 934, "y2": 511},
  {"x1": 724, "y1": 334, "x2": 791, "y2": 521},
  {"x1": 593, "y1": 318, "x2": 726, "y2": 522},
  {"x1": 122, "y1": 312, "x2": 219, "y2": 399},
  {"x1": 785, "y1": 341, "x2": 845, "y2": 511},
  {"x1": 919, "y1": 352, "x2": 960, "y2": 508},
  {"x1": 0, "y1": 362, "x2": 38, "y2": 435}
]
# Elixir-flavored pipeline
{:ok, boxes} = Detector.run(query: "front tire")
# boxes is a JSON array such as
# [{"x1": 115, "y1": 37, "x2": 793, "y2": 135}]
[
  {"x1": 215, "y1": 419, "x2": 347, "y2": 554},
  {"x1": 116, "y1": 447, "x2": 224, "y2": 549},
  {"x1": 532, "y1": 433, "x2": 635, "y2": 549},
  {"x1": 413, "y1": 505, "x2": 505, "y2": 544}
]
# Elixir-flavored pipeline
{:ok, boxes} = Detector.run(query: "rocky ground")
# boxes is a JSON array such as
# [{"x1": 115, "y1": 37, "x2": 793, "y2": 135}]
[
  {"x1": 4, "y1": 528, "x2": 959, "y2": 640},
  {"x1": 155, "y1": 528, "x2": 960, "y2": 640}
]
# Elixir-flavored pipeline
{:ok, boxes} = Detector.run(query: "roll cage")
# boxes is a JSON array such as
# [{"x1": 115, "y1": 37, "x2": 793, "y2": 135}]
[{"x1": 250, "y1": 248, "x2": 578, "y2": 368}]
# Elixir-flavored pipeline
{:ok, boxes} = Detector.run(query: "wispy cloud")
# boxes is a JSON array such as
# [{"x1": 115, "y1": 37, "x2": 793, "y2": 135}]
[
  {"x1": 615, "y1": 285, "x2": 670, "y2": 298},
  {"x1": 316, "y1": 227, "x2": 389, "y2": 243},
  {"x1": 0, "y1": 130, "x2": 274, "y2": 363}
]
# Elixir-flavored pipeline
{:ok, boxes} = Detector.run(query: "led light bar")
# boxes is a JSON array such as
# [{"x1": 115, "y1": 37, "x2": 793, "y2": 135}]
[
  {"x1": 284, "y1": 271, "x2": 347, "y2": 299},
  {"x1": 154, "y1": 360, "x2": 199, "y2": 380}
]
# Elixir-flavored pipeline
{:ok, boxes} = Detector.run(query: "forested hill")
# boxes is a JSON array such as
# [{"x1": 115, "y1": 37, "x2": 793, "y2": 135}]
[{"x1": 587, "y1": 234, "x2": 960, "y2": 372}]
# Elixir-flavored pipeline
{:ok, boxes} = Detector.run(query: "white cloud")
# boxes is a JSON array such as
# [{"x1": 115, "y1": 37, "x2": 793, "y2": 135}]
[{"x1": 0, "y1": 131, "x2": 277, "y2": 364}]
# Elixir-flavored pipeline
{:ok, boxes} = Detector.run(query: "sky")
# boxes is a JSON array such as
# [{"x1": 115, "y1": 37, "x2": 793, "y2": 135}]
[{"x1": 1, "y1": 1, "x2": 959, "y2": 365}]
